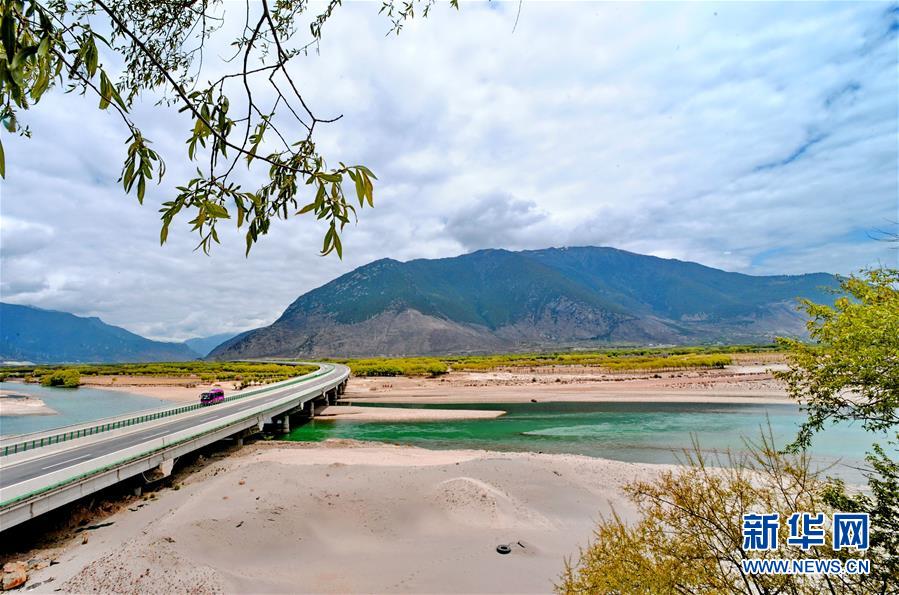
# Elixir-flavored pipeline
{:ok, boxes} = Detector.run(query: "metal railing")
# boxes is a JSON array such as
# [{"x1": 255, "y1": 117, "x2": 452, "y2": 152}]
[{"x1": 1, "y1": 365, "x2": 333, "y2": 457}]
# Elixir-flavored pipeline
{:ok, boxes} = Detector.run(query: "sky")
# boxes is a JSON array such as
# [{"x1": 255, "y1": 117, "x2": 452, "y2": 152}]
[{"x1": 1, "y1": 1, "x2": 897, "y2": 342}]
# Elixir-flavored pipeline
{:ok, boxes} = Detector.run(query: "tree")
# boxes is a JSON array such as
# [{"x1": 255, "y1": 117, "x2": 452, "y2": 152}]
[
  {"x1": 0, "y1": 0, "x2": 456, "y2": 255},
  {"x1": 776, "y1": 268, "x2": 899, "y2": 588}
]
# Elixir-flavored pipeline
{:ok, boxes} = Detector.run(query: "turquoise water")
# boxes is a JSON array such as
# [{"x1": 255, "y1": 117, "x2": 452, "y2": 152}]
[
  {"x1": 286, "y1": 401, "x2": 879, "y2": 482},
  {"x1": 0, "y1": 381, "x2": 171, "y2": 436}
]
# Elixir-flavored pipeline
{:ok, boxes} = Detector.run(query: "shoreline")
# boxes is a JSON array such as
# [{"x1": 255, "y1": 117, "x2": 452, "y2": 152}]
[{"x1": 6, "y1": 440, "x2": 671, "y2": 594}]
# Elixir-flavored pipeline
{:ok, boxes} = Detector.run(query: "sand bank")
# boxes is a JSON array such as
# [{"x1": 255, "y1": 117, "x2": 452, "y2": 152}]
[
  {"x1": 14, "y1": 441, "x2": 668, "y2": 594},
  {"x1": 316, "y1": 405, "x2": 505, "y2": 421},
  {"x1": 344, "y1": 364, "x2": 793, "y2": 405},
  {"x1": 0, "y1": 393, "x2": 57, "y2": 416}
]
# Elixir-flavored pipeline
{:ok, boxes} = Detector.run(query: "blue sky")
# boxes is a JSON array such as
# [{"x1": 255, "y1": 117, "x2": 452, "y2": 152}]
[{"x1": 1, "y1": 1, "x2": 897, "y2": 340}]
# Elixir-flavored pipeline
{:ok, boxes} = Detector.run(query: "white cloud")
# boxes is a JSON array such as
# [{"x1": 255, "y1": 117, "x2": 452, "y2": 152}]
[{"x1": 0, "y1": 1, "x2": 896, "y2": 340}]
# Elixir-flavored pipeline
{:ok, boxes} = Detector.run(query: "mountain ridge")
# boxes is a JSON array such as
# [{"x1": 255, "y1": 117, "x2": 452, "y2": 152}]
[
  {"x1": 0, "y1": 303, "x2": 198, "y2": 364},
  {"x1": 210, "y1": 246, "x2": 838, "y2": 359}
]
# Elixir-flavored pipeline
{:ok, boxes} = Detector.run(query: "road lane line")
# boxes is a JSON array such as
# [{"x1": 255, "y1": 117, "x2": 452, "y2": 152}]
[{"x1": 40, "y1": 454, "x2": 92, "y2": 471}]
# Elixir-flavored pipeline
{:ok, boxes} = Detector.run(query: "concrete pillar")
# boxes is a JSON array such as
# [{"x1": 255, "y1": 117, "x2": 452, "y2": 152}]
[
  {"x1": 281, "y1": 415, "x2": 290, "y2": 433},
  {"x1": 143, "y1": 459, "x2": 175, "y2": 482},
  {"x1": 237, "y1": 437, "x2": 244, "y2": 447},
  {"x1": 157, "y1": 459, "x2": 174, "y2": 478},
  {"x1": 133, "y1": 486, "x2": 142, "y2": 497}
]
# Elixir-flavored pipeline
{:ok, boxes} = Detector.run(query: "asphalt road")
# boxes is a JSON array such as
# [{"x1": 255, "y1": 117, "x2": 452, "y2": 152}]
[{"x1": 0, "y1": 365, "x2": 347, "y2": 491}]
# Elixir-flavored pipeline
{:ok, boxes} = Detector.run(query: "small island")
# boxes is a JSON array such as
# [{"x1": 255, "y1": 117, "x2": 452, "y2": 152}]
[{"x1": 0, "y1": 392, "x2": 58, "y2": 417}]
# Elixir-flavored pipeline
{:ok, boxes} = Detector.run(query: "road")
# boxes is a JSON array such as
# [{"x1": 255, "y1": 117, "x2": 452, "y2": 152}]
[{"x1": 0, "y1": 363, "x2": 347, "y2": 496}]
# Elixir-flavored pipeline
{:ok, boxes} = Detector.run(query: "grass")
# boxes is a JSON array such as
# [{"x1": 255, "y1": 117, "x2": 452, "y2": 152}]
[
  {"x1": 324, "y1": 345, "x2": 779, "y2": 377},
  {"x1": 1, "y1": 362, "x2": 318, "y2": 388}
]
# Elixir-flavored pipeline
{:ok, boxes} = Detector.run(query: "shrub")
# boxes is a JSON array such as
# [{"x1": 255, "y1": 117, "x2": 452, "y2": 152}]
[{"x1": 40, "y1": 369, "x2": 81, "y2": 388}]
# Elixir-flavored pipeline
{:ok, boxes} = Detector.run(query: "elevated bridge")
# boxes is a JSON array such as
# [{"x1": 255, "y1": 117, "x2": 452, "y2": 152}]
[{"x1": 0, "y1": 363, "x2": 349, "y2": 531}]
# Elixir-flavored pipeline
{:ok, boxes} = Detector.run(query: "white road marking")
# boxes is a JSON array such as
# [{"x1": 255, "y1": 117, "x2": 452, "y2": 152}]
[
  {"x1": 143, "y1": 429, "x2": 173, "y2": 439},
  {"x1": 41, "y1": 454, "x2": 93, "y2": 470}
]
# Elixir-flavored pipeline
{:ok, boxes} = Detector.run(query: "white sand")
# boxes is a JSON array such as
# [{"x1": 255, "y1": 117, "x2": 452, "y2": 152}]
[
  {"x1": 344, "y1": 364, "x2": 792, "y2": 405},
  {"x1": 0, "y1": 393, "x2": 58, "y2": 416},
  {"x1": 19, "y1": 441, "x2": 669, "y2": 594}
]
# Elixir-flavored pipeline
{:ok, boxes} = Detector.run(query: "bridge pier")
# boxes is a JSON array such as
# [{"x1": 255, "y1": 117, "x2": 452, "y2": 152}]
[
  {"x1": 324, "y1": 388, "x2": 338, "y2": 405},
  {"x1": 143, "y1": 459, "x2": 175, "y2": 483}
]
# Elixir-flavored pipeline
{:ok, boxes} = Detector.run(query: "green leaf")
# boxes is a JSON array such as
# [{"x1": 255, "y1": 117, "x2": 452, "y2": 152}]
[
  {"x1": 205, "y1": 203, "x2": 230, "y2": 219},
  {"x1": 354, "y1": 172, "x2": 365, "y2": 205},
  {"x1": 98, "y1": 73, "x2": 110, "y2": 110},
  {"x1": 0, "y1": 138, "x2": 5, "y2": 178},
  {"x1": 37, "y1": 35, "x2": 50, "y2": 59},
  {"x1": 1, "y1": 14, "x2": 16, "y2": 61},
  {"x1": 333, "y1": 229, "x2": 343, "y2": 259},
  {"x1": 31, "y1": 68, "x2": 49, "y2": 101},
  {"x1": 322, "y1": 224, "x2": 334, "y2": 254}
]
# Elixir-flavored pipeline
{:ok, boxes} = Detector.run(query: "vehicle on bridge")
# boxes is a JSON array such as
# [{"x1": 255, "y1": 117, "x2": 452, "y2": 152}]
[{"x1": 199, "y1": 387, "x2": 225, "y2": 406}]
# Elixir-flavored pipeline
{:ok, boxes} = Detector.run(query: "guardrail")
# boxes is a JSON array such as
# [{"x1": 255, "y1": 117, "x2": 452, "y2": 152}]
[{"x1": 1, "y1": 364, "x2": 332, "y2": 457}]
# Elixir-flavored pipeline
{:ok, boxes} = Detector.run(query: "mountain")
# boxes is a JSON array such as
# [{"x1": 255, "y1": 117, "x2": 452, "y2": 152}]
[
  {"x1": 209, "y1": 246, "x2": 839, "y2": 359},
  {"x1": 0, "y1": 303, "x2": 197, "y2": 364},
  {"x1": 184, "y1": 333, "x2": 242, "y2": 357}
]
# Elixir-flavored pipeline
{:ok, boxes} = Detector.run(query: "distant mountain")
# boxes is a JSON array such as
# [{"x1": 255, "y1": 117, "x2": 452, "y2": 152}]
[
  {"x1": 0, "y1": 303, "x2": 197, "y2": 364},
  {"x1": 209, "y1": 246, "x2": 839, "y2": 359},
  {"x1": 184, "y1": 332, "x2": 242, "y2": 357}
]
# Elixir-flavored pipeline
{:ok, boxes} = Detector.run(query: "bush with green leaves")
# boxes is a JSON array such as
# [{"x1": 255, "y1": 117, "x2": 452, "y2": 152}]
[{"x1": 39, "y1": 369, "x2": 80, "y2": 387}]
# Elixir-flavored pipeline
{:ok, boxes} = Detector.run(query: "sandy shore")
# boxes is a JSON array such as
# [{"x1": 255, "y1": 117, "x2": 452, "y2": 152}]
[
  {"x1": 83, "y1": 377, "x2": 243, "y2": 403},
  {"x1": 9, "y1": 441, "x2": 668, "y2": 594},
  {"x1": 0, "y1": 393, "x2": 58, "y2": 416},
  {"x1": 343, "y1": 364, "x2": 792, "y2": 405}
]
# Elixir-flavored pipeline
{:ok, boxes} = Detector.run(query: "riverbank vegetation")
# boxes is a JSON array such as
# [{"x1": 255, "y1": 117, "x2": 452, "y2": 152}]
[
  {"x1": 1, "y1": 362, "x2": 317, "y2": 388},
  {"x1": 328, "y1": 345, "x2": 776, "y2": 377}
]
